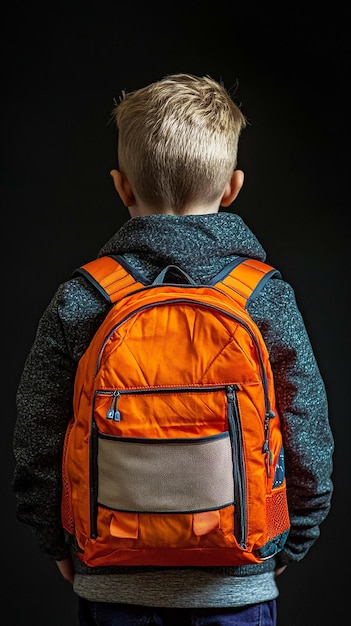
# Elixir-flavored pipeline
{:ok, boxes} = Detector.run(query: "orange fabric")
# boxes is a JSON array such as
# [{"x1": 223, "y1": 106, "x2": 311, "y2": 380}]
[
  {"x1": 110, "y1": 512, "x2": 138, "y2": 539},
  {"x1": 193, "y1": 511, "x2": 221, "y2": 536},
  {"x1": 81, "y1": 257, "x2": 144, "y2": 302},
  {"x1": 61, "y1": 257, "x2": 290, "y2": 568}
]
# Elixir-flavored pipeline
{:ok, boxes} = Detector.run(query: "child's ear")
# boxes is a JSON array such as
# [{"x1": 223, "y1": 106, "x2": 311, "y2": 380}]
[
  {"x1": 220, "y1": 170, "x2": 244, "y2": 207},
  {"x1": 110, "y1": 169, "x2": 136, "y2": 207}
]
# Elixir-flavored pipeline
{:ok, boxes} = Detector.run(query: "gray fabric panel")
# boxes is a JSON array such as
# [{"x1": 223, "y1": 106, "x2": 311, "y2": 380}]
[{"x1": 97, "y1": 433, "x2": 234, "y2": 512}]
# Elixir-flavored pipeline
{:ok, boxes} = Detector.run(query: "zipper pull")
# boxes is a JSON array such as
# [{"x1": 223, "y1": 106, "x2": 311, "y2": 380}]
[
  {"x1": 262, "y1": 410, "x2": 275, "y2": 476},
  {"x1": 262, "y1": 410, "x2": 275, "y2": 450},
  {"x1": 106, "y1": 391, "x2": 121, "y2": 421},
  {"x1": 226, "y1": 385, "x2": 235, "y2": 402}
]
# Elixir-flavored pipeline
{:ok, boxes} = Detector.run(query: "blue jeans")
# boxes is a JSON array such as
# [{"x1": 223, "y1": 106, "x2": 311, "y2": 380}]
[{"x1": 78, "y1": 599, "x2": 277, "y2": 625}]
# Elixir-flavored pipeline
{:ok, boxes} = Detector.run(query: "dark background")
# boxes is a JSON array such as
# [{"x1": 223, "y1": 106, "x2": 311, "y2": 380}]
[{"x1": 2, "y1": 2, "x2": 349, "y2": 624}]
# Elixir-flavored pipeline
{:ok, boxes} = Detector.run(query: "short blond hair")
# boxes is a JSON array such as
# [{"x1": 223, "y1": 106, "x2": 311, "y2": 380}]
[{"x1": 111, "y1": 73, "x2": 247, "y2": 214}]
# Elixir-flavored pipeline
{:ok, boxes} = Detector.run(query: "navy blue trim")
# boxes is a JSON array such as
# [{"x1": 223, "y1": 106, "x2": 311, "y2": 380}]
[
  {"x1": 254, "y1": 528, "x2": 290, "y2": 559},
  {"x1": 111, "y1": 255, "x2": 197, "y2": 286},
  {"x1": 152, "y1": 264, "x2": 197, "y2": 285},
  {"x1": 208, "y1": 258, "x2": 249, "y2": 285},
  {"x1": 74, "y1": 255, "x2": 281, "y2": 305},
  {"x1": 74, "y1": 267, "x2": 113, "y2": 303},
  {"x1": 246, "y1": 268, "x2": 281, "y2": 307},
  {"x1": 209, "y1": 258, "x2": 281, "y2": 308},
  {"x1": 97, "y1": 502, "x2": 235, "y2": 515},
  {"x1": 99, "y1": 431, "x2": 229, "y2": 444},
  {"x1": 108, "y1": 254, "x2": 150, "y2": 285}
]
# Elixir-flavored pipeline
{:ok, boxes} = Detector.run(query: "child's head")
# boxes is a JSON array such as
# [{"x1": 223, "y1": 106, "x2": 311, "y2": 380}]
[{"x1": 110, "y1": 73, "x2": 247, "y2": 216}]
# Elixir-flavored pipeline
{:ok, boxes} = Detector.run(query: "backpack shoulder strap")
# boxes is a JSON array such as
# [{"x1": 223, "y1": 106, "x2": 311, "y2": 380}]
[
  {"x1": 213, "y1": 257, "x2": 281, "y2": 310},
  {"x1": 74, "y1": 254, "x2": 280, "y2": 308},
  {"x1": 73, "y1": 255, "x2": 146, "y2": 303}
]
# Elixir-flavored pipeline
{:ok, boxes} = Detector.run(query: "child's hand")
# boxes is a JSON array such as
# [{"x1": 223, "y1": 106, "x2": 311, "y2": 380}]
[
  {"x1": 275, "y1": 565, "x2": 287, "y2": 577},
  {"x1": 56, "y1": 557, "x2": 75, "y2": 584}
]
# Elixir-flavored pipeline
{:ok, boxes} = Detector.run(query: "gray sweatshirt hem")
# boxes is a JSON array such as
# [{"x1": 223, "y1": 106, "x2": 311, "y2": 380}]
[{"x1": 74, "y1": 571, "x2": 279, "y2": 607}]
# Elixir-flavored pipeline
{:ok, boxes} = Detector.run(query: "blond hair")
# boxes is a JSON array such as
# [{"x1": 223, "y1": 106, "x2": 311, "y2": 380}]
[{"x1": 111, "y1": 73, "x2": 247, "y2": 214}]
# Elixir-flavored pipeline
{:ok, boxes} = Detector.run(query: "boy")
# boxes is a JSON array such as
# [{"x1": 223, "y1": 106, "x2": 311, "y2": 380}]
[{"x1": 13, "y1": 73, "x2": 334, "y2": 626}]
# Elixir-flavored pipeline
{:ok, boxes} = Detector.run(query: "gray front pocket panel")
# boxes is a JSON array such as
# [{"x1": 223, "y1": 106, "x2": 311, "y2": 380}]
[{"x1": 97, "y1": 432, "x2": 234, "y2": 513}]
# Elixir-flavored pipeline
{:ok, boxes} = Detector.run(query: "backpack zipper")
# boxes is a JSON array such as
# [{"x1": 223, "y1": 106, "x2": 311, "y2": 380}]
[
  {"x1": 95, "y1": 299, "x2": 273, "y2": 417},
  {"x1": 91, "y1": 299, "x2": 275, "y2": 545},
  {"x1": 90, "y1": 384, "x2": 247, "y2": 546},
  {"x1": 97, "y1": 299, "x2": 275, "y2": 483},
  {"x1": 103, "y1": 385, "x2": 227, "y2": 422},
  {"x1": 226, "y1": 384, "x2": 247, "y2": 549}
]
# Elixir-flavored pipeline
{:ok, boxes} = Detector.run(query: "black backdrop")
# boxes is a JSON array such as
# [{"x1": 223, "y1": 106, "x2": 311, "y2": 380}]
[{"x1": 2, "y1": 2, "x2": 349, "y2": 624}]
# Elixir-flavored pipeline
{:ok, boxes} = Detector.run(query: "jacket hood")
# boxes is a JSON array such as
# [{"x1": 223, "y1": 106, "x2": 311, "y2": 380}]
[{"x1": 98, "y1": 212, "x2": 266, "y2": 283}]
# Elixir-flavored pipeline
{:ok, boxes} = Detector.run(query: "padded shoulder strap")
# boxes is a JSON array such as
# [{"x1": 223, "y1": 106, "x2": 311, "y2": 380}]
[
  {"x1": 74, "y1": 256, "x2": 145, "y2": 303},
  {"x1": 75, "y1": 255, "x2": 280, "y2": 308},
  {"x1": 214, "y1": 258, "x2": 281, "y2": 309}
]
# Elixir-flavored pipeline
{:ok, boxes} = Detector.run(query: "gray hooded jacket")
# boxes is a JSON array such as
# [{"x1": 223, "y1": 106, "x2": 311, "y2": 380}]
[{"x1": 13, "y1": 212, "x2": 334, "y2": 607}]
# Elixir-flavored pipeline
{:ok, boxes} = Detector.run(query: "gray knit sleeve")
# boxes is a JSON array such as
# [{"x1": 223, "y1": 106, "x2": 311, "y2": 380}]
[
  {"x1": 12, "y1": 277, "x2": 109, "y2": 559},
  {"x1": 248, "y1": 277, "x2": 334, "y2": 564}
]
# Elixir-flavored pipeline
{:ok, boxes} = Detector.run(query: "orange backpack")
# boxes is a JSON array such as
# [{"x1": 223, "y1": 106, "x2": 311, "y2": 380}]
[{"x1": 61, "y1": 255, "x2": 290, "y2": 568}]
